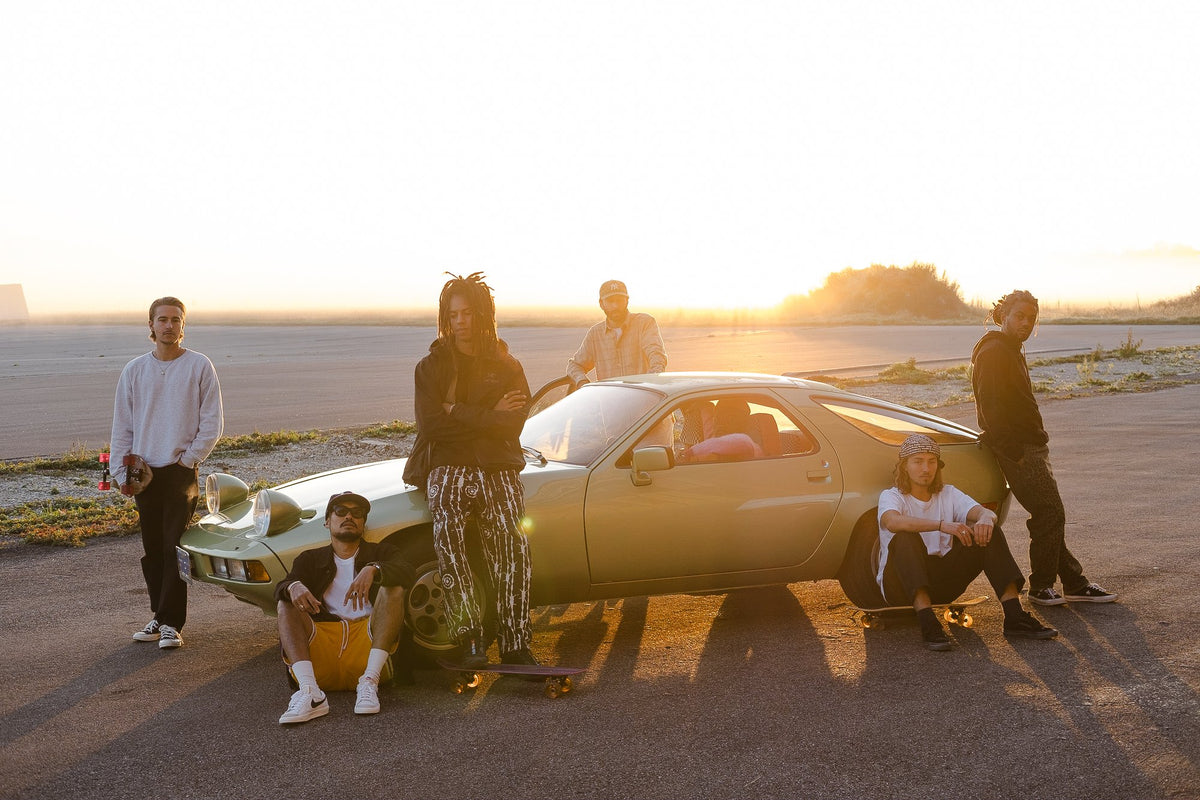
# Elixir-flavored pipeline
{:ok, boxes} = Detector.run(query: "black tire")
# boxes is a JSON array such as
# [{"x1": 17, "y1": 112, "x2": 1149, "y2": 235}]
[{"x1": 836, "y1": 512, "x2": 887, "y2": 609}]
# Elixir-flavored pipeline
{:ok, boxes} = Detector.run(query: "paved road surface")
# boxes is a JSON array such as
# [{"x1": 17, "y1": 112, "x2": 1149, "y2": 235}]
[
  {"x1": 2, "y1": 385, "x2": 1197, "y2": 799},
  {"x1": 4, "y1": 322, "x2": 1197, "y2": 458}
]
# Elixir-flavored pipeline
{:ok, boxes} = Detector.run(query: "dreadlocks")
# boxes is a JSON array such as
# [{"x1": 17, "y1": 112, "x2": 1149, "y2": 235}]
[
  {"x1": 988, "y1": 289, "x2": 1039, "y2": 327},
  {"x1": 438, "y1": 272, "x2": 500, "y2": 357}
]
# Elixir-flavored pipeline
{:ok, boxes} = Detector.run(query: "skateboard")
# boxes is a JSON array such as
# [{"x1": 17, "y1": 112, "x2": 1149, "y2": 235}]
[
  {"x1": 848, "y1": 595, "x2": 988, "y2": 630},
  {"x1": 436, "y1": 658, "x2": 585, "y2": 699}
]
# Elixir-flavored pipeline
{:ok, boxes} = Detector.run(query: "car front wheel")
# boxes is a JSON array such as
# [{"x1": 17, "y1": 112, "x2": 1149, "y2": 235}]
[{"x1": 398, "y1": 533, "x2": 496, "y2": 659}]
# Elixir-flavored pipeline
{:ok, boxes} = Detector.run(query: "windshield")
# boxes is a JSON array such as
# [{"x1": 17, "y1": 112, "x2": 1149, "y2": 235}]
[{"x1": 521, "y1": 383, "x2": 662, "y2": 466}]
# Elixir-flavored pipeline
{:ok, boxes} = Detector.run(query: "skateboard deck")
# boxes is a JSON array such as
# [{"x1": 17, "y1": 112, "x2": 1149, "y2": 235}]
[
  {"x1": 436, "y1": 658, "x2": 585, "y2": 699},
  {"x1": 849, "y1": 595, "x2": 988, "y2": 630}
]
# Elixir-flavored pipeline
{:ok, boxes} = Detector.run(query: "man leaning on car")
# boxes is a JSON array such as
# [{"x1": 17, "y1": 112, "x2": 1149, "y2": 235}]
[{"x1": 274, "y1": 491, "x2": 414, "y2": 724}]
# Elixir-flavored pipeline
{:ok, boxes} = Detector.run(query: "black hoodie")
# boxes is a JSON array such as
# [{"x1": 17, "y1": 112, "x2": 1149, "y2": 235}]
[
  {"x1": 412, "y1": 337, "x2": 530, "y2": 473},
  {"x1": 970, "y1": 330, "x2": 1049, "y2": 461}
]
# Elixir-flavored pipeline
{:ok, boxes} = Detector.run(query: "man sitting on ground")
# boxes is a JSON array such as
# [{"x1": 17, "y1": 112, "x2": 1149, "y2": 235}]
[
  {"x1": 878, "y1": 434, "x2": 1056, "y2": 651},
  {"x1": 275, "y1": 491, "x2": 414, "y2": 724}
]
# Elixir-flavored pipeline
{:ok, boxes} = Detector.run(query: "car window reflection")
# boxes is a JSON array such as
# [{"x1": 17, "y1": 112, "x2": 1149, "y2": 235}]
[{"x1": 521, "y1": 384, "x2": 662, "y2": 466}]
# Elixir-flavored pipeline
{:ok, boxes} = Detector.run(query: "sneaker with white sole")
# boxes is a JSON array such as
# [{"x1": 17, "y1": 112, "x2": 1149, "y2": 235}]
[
  {"x1": 158, "y1": 625, "x2": 183, "y2": 649},
  {"x1": 355, "y1": 677, "x2": 381, "y2": 715},
  {"x1": 280, "y1": 688, "x2": 329, "y2": 725},
  {"x1": 1029, "y1": 587, "x2": 1067, "y2": 606},
  {"x1": 1064, "y1": 582, "x2": 1118, "y2": 603},
  {"x1": 132, "y1": 620, "x2": 160, "y2": 642}
]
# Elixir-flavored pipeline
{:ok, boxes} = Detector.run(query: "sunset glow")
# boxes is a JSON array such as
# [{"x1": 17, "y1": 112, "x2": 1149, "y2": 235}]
[{"x1": 2, "y1": 3, "x2": 1197, "y2": 317}]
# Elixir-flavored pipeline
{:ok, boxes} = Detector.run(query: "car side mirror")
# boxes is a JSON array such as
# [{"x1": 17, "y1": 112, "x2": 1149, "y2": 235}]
[{"x1": 630, "y1": 446, "x2": 673, "y2": 486}]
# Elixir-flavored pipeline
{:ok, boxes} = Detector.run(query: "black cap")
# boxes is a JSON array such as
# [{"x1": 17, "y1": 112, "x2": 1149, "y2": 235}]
[{"x1": 325, "y1": 491, "x2": 371, "y2": 520}]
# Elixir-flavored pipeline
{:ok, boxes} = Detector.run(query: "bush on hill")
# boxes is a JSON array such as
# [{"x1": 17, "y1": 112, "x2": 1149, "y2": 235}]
[{"x1": 780, "y1": 262, "x2": 977, "y2": 323}]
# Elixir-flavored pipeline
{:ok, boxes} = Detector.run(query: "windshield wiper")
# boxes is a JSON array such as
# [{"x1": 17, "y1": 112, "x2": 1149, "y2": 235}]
[{"x1": 522, "y1": 446, "x2": 547, "y2": 466}]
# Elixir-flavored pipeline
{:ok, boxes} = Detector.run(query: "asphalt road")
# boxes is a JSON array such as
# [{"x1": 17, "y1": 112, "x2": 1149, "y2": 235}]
[
  {"x1": 2, "y1": 385, "x2": 1198, "y2": 800},
  {"x1": 5, "y1": 322, "x2": 1198, "y2": 459}
]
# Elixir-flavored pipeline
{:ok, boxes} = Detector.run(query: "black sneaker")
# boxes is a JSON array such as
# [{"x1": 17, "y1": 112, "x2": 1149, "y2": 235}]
[
  {"x1": 132, "y1": 620, "x2": 160, "y2": 642},
  {"x1": 501, "y1": 647, "x2": 541, "y2": 667},
  {"x1": 1064, "y1": 583, "x2": 1118, "y2": 603},
  {"x1": 1004, "y1": 609, "x2": 1058, "y2": 640},
  {"x1": 459, "y1": 634, "x2": 488, "y2": 669},
  {"x1": 1029, "y1": 587, "x2": 1067, "y2": 606},
  {"x1": 500, "y1": 647, "x2": 542, "y2": 681},
  {"x1": 919, "y1": 612, "x2": 953, "y2": 652}
]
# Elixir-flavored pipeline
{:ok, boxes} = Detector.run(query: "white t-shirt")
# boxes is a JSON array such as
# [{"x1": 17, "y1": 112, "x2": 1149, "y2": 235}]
[
  {"x1": 323, "y1": 552, "x2": 372, "y2": 621},
  {"x1": 875, "y1": 485, "x2": 979, "y2": 594}
]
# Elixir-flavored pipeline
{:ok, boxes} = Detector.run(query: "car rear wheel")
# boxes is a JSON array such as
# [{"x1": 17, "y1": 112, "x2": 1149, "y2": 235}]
[{"x1": 836, "y1": 511, "x2": 887, "y2": 609}]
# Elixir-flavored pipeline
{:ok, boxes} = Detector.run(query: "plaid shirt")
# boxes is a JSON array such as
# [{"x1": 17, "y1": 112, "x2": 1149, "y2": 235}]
[{"x1": 566, "y1": 312, "x2": 667, "y2": 383}]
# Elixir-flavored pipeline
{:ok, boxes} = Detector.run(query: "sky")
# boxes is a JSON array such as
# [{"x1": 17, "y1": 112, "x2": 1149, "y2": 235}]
[{"x1": 2, "y1": 2, "x2": 1198, "y2": 317}]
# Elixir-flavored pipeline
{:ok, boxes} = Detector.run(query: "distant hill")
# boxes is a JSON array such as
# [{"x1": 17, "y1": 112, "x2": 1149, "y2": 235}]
[
  {"x1": 779, "y1": 263, "x2": 977, "y2": 323},
  {"x1": 1150, "y1": 285, "x2": 1200, "y2": 317}
]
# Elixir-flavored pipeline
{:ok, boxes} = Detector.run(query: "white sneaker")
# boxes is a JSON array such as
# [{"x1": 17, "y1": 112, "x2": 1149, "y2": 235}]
[
  {"x1": 158, "y1": 625, "x2": 183, "y2": 649},
  {"x1": 132, "y1": 620, "x2": 160, "y2": 642},
  {"x1": 279, "y1": 688, "x2": 329, "y2": 725},
  {"x1": 355, "y1": 677, "x2": 381, "y2": 715}
]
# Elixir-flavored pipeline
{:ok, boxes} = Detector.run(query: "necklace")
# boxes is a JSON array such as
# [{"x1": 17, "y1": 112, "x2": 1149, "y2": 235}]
[{"x1": 154, "y1": 351, "x2": 183, "y2": 376}]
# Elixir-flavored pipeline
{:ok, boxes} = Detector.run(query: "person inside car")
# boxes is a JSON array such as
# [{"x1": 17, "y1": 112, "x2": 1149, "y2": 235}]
[
  {"x1": 877, "y1": 434, "x2": 1057, "y2": 651},
  {"x1": 275, "y1": 491, "x2": 414, "y2": 724}
]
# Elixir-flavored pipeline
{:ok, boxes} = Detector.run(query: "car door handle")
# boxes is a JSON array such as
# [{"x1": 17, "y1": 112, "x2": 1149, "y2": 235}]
[{"x1": 807, "y1": 469, "x2": 831, "y2": 483}]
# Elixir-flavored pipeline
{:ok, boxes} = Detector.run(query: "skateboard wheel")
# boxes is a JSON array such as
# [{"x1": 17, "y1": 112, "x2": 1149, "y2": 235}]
[
  {"x1": 466, "y1": 673, "x2": 482, "y2": 689},
  {"x1": 98, "y1": 480, "x2": 111, "y2": 491},
  {"x1": 99, "y1": 453, "x2": 109, "y2": 464},
  {"x1": 960, "y1": 613, "x2": 974, "y2": 628},
  {"x1": 544, "y1": 681, "x2": 561, "y2": 699},
  {"x1": 560, "y1": 677, "x2": 573, "y2": 694}
]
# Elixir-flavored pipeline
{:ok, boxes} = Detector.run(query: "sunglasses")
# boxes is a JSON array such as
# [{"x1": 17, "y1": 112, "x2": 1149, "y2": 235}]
[{"x1": 331, "y1": 504, "x2": 367, "y2": 520}]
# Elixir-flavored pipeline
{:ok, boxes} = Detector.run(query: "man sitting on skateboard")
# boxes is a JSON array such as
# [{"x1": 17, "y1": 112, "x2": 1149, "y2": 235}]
[
  {"x1": 274, "y1": 491, "x2": 415, "y2": 724},
  {"x1": 877, "y1": 434, "x2": 1056, "y2": 651}
]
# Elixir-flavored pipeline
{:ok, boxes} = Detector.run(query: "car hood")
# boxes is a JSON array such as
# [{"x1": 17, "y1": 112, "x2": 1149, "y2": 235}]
[{"x1": 188, "y1": 455, "x2": 580, "y2": 545}]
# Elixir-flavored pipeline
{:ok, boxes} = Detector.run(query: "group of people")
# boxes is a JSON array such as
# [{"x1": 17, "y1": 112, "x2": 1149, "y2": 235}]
[
  {"x1": 878, "y1": 289, "x2": 1116, "y2": 651},
  {"x1": 108, "y1": 283, "x2": 1114, "y2": 723},
  {"x1": 109, "y1": 280, "x2": 668, "y2": 724}
]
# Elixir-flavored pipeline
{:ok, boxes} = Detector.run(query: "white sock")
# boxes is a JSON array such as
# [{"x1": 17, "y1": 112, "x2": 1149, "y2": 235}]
[
  {"x1": 291, "y1": 660, "x2": 322, "y2": 698},
  {"x1": 362, "y1": 648, "x2": 389, "y2": 683}
]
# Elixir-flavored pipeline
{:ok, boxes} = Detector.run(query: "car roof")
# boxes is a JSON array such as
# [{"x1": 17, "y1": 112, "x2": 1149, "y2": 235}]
[{"x1": 596, "y1": 371, "x2": 818, "y2": 393}]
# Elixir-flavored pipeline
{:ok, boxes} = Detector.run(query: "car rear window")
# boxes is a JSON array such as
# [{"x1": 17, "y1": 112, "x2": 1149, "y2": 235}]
[{"x1": 816, "y1": 398, "x2": 979, "y2": 446}]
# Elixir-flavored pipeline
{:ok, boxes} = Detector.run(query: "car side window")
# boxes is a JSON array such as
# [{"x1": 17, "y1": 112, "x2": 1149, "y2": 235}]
[{"x1": 632, "y1": 395, "x2": 818, "y2": 464}]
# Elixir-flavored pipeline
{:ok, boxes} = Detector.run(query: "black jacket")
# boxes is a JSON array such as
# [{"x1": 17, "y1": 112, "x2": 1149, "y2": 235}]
[
  {"x1": 412, "y1": 338, "x2": 530, "y2": 472},
  {"x1": 274, "y1": 539, "x2": 415, "y2": 621},
  {"x1": 971, "y1": 330, "x2": 1049, "y2": 460}
]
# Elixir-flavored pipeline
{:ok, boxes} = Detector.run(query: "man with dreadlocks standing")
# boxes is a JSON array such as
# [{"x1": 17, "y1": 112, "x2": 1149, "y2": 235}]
[
  {"x1": 971, "y1": 289, "x2": 1116, "y2": 607},
  {"x1": 411, "y1": 273, "x2": 536, "y2": 668}
]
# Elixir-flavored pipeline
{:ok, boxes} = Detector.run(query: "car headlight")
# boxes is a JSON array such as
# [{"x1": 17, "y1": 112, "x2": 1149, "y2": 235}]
[
  {"x1": 205, "y1": 473, "x2": 250, "y2": 515},
  {"x1": 209, "y1": 557, "x2": 270, "y2": 582},
  {"x1": 250, "y1": 489, "x2": 303, "y2": 538}
]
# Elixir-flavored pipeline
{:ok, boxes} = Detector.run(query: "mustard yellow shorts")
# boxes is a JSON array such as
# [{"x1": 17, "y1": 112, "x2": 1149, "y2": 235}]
[{"x1": 285, "y1": 617, "x2": 393, "y2": 691}]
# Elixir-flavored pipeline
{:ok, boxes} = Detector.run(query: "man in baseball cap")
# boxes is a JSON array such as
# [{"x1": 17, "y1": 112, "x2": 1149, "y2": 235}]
[
  {"x1": 566, "y1": 279, "x2": 667, "y2": 385},
  {"x1": 273, "y1": 490, "x2": 414, "y2": 723},
  {"x1": 876, "y1": 433, "x2": 1056, "y2": 651}
]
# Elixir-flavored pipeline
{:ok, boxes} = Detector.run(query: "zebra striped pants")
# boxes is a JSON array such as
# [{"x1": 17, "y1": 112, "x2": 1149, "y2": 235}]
[{"x1": 427, "y1": 465, "x2": 532, "y2": 653}]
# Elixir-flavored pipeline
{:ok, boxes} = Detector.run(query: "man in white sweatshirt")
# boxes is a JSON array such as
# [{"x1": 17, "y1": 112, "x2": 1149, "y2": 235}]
[{"x1": 111, "y1": 297, "x2": 223, "y2": 649}]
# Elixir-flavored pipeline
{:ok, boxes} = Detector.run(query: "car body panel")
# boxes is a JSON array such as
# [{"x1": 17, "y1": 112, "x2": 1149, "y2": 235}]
[{"x1": 179, "y1": 372, "x2": 1010, "y2": 650}]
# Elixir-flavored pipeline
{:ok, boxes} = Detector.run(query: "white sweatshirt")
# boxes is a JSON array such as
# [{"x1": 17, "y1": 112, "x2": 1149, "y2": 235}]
[{"x1": 109, "y1": 349, "x2": 224, "y2": 483}]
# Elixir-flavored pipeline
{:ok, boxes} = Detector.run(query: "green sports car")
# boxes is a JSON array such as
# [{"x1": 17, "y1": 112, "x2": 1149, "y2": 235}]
[{"x1": 177, "y1": 372, "x2": 1009, "y2": 656}]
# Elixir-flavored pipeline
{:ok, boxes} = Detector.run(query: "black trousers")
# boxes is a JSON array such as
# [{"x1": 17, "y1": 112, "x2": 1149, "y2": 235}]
[
  {"x1": 881, "y1": 525, "x2": 1025, "y2": 607},
  {"x1": 994, "y1": 444, "x2": 1088, "y2": 594},
  {"x1": 134, "y1": 463, "x2": 199, "y2": 630}
]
